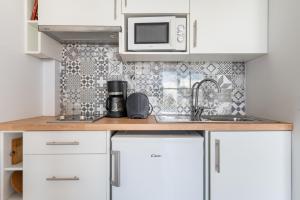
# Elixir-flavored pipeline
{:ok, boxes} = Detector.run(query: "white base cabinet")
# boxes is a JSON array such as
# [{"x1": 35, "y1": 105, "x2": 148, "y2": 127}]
[
  {"x1": 23, "y1": 131, "x2": 110, "y2": 200},
  {"x1": 24, "y1": 155, "x2": 107, "y2": 200},
  {"x1": 210, "y1": 131, "x2": 291, "y2": 200}
]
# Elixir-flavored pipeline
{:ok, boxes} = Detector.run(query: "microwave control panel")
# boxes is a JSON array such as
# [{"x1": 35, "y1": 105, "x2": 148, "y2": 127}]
[{"x1": 175, "y1": 18, "x2": 187, "y2": 51}]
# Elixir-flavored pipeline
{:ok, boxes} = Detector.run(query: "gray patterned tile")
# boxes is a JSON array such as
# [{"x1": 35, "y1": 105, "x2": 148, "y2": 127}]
[
  {"x1": 108, "y1": 61, "x2": 123, "y2": 80},
  {"x1": 65, "y1": 74, "x2": 81, "y2": 90},
  {"x1": 204, "y1": 62, "x2": 220, "y2": 75},
  {"x1": 81, "y1": 75, "x2": 95, "y2": 89},
  {"x1": 60, "y1": 44, "x2": 246, "y2": 116},
  {"x1": 80, "y1": 88, "x2": 95, "y2": 103},
  {"x1": 232, "y1": 88, "x2": 246, "y2": 102},
  {"x1": 66, "y1": 60, "x2": 80, "y2": 75},
  {"x1": 81, "y1": 60, "x2": 96, "y2": 75},
  {"x1": 232, "y1": 101, "x2": 246, "y2": 115},
  {"x1": 232, "y1": 62, "x2": 245, "y2": 75},
  {"x1": 232, "y1": 74, "x2": 245, "y2": 89},
  {"x1": 161, "y1": 89, "x2": 178, "y2": 114},
  {"x1": 176, "y1": 63, "x2": 190, "y2": 89},
  {"x1": 66, "y1": 89, "x2": 81, "y2": 103},
  {"x1": 81, "y1": 102, "x2": 96, "y2": 116},
  {"x1": 216, "y1": 62, "x2": 233, "y2": 75},
  {"x1": 190, "y1": 61, "x2": 206, "y2": 73},
  {"x1": 162, "y1": 65, "x2": 177, "y2": 89},
  {"x1": 63, "y1": 44, "x2": 80, "y2": 62}
]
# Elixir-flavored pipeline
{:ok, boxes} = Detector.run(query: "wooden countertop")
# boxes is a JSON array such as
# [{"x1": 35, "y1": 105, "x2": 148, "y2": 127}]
[{"x1": 0, "y1": 116, "x2": 293, "y2": 132}]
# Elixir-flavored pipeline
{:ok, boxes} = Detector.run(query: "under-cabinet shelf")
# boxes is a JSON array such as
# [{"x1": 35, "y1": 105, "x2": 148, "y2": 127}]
[
  {"x1": 24, "y1": 0, "x2": 63, "y2": 61},
  {"x1": 4, "y1": 163, "x2": 23, "y2": 172},
  {"x1": 7, "y1": 193, "x2": 22, "y2": 200}
]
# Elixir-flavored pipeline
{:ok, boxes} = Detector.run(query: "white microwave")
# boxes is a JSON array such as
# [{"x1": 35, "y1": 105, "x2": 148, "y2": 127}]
[{"x1": 127, "y1": 16, "x2": 187, "y2": 52}]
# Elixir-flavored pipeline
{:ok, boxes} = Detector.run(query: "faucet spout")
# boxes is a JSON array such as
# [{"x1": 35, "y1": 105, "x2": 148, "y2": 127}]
[{"x1": 191, "y1": 78, "x2": 221, "y2": 121}]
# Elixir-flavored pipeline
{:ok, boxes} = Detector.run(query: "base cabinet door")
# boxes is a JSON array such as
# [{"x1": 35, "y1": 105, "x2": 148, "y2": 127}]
[
  {"x1": 210, "y1": 131, "x2": 291, "y2": 200},
  {"x1": 24, "y1": 154, "x2": 108, "y2": 200}
]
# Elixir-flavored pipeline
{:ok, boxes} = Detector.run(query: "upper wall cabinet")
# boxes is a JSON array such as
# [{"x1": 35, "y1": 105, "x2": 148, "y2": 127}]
[
  {"x1": 122, "y1": 0, "x2": 189, "y2": 14},
  {"x1": 39, "y1": 0, "x2": 122, "y2": 26},
  {"x1": 190, "y1": 0, "x2": 268, "y2": 58}
]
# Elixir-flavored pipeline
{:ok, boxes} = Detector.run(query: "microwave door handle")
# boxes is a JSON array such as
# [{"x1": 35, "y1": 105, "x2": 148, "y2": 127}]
[{"x1": 193, "y1": 20, "x2": 198, "y2": 48}]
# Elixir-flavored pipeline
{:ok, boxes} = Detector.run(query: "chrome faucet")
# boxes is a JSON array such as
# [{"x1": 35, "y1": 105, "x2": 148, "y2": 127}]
[{"x1": 191, "y1": 78, "x2": 221, "y2": 121}]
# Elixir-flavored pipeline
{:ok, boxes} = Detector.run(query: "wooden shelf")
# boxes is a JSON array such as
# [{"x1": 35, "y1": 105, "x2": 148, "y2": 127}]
[
  {"x1": 4, "y1": 163, "x2": 23, "y2": 171},
  {"x1": 27, "y1": 20, "x2": 38, "y2": 24}
]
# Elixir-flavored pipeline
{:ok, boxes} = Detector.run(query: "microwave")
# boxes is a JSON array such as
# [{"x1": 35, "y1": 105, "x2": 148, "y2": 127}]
[{"x1": 127, "y1": 16, "x2": 187, "y2": 52}]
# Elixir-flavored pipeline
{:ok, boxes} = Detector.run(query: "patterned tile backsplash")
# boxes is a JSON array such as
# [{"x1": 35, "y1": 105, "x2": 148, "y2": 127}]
[{"x1": 59, "y1": 44, "x2": 246, "y2": 116}]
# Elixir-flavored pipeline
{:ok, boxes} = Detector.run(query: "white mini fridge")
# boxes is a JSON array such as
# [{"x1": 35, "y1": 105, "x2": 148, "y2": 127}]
[{"x1": 111, "y1": 131, "x2": 204, "y2": 200}]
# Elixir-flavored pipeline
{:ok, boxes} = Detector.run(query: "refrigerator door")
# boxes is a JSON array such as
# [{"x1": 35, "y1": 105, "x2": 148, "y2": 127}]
[{"x1": 112, "y1": 132, "x2": 204, "y2": 200}]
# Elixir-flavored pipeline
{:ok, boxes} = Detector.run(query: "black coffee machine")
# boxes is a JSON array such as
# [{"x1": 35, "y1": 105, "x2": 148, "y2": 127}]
[{"x1": 106, "y1": 81, "x2": 127, "y2": 118}]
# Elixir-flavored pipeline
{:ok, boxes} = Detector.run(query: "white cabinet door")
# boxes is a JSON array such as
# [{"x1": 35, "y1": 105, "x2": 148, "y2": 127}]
[
  {"x1": 210, "y1": 131, "x2": 291, "y2": 200},
  {"x1": 24, "y1": 132, "x2": 107, "y2": 155},
  {"x1": 39, "y1": 0, "x2": 121, "y2": 26},
  {"x1": 122, "y1": 0, "x2": 189, "y2": 14},
  {"x1": 190, "y1": 0, "x2": 268, "y2": 54},
  {"x1": 24, "y1": 154, "x2": 108, "y2": 200}
]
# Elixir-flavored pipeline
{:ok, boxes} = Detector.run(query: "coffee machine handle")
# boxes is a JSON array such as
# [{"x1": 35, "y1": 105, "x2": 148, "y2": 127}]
[
  {"x1": 106, "y1": 98, "x2": 110, "y2": 110},
  {"x1": 148, "y1": 103, "x2": 153, "y2": 116},
  {"x1": 122, "y1": 81, "x2": 128, "y2": 101}
]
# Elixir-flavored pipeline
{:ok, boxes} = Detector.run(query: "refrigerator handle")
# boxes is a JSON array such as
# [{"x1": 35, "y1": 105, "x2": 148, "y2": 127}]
[
  {"x1": 215, "y1": 139, "x2": 221, "y2": 173},
  {"x1": 111, "y1": 151, "x2": 120, "y2": 187}
]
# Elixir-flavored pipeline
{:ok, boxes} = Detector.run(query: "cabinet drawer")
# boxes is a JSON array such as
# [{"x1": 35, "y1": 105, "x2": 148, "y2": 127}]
[
  {"x1": 24, "y1": 132, "x2": 107, "y2": 154},
  {"x1": 24, "y1": 154, "x2": 108, "y2": 200}
]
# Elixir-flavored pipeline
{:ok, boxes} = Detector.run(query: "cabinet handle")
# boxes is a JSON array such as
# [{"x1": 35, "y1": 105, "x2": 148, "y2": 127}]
[
  {"x1": 215, "y1": 139, "x2": 221, "y2": 173},
  {"x1": 46, "y1": 176, "x2": 80, "y2": 181},
  {"x1": 125, "y1": 0, "x2": 127, "y2": 7},
  {"x1": 111, "y1": 151, "x2": 120, "y2": 187},
  {"x1": 193, "y1": 20, "x2": 198, "y2": 48},
  {"x1": 46, "y1": 141, "x2": 80, "y2": 146},
  {"x1": 114, "y1": 0, "x2": 117, "y2": 20}
]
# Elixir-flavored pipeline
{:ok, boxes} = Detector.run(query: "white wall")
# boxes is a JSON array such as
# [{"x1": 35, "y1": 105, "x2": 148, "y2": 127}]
[
  {"x1": 0, "y1": 0, "x2": 43, "y2": 122},
  {"x1": 246, "y1": 0, "x2": 300, "y2": 199},
  {"x1": 42, "y1": 60, "x2": 60, "y2": 116}
]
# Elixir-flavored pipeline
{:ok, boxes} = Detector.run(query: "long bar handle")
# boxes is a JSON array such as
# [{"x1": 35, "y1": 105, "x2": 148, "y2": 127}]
[
  {"x1": 193, "y1": 20, "x2": 198, "y2": 48},
  {"x1": 46, "y1": 176, "x2": 80, "y2": 181},
  {"x1": 46, "y1": 141, "x2": 80, "y2": 146},
  {"x1": 215, "y1": 139, "x2": 221, "y2": 173},
  {"x1": 111, "y1": 151, "x2": 120, "y2": 187},
  {"x1": 114, "y1": 0, "x2": 117, "y2": 20},
  {"x1": 125, "y1": 0, "x2": 127, "y2": 7}
]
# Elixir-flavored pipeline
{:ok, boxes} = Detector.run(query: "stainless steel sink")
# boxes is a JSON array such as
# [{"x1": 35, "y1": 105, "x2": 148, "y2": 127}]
[
  {"x1": 155, "y1": 115, "x2": 275, "y2": 123},
  {"x1": 200, "y1": 115, "x2": 258, "y2": 122}
]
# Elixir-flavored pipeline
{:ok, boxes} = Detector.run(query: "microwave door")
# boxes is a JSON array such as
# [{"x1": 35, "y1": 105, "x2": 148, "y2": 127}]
[{"x1": 128, "y1": 17, "x2": 176, "y2": 51}]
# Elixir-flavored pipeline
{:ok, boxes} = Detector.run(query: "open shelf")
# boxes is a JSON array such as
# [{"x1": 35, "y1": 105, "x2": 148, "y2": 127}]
[
  {"x1": 24, "y1": 0, "x2": 63, "y2": 61},
  {"x1": 25, "y1": 22, "x2": 39, "y2": 53},
  {"x1": 4, "y1": 163, "x2": 23, "y2": 172},
  {"x1": 7, "y1": 193, "x2": 22, "y2": 200},
  {"x1": 1, "y1": 132, "x2": 23, "y2": 200},
  {"x1": 27, "y1": 20, "x2": 38, "y2": 24}
]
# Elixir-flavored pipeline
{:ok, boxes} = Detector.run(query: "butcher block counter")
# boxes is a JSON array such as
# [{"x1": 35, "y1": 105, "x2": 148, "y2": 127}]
[{"x1": 0, "y1": 116, "x2": 293, "y2": 131}]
